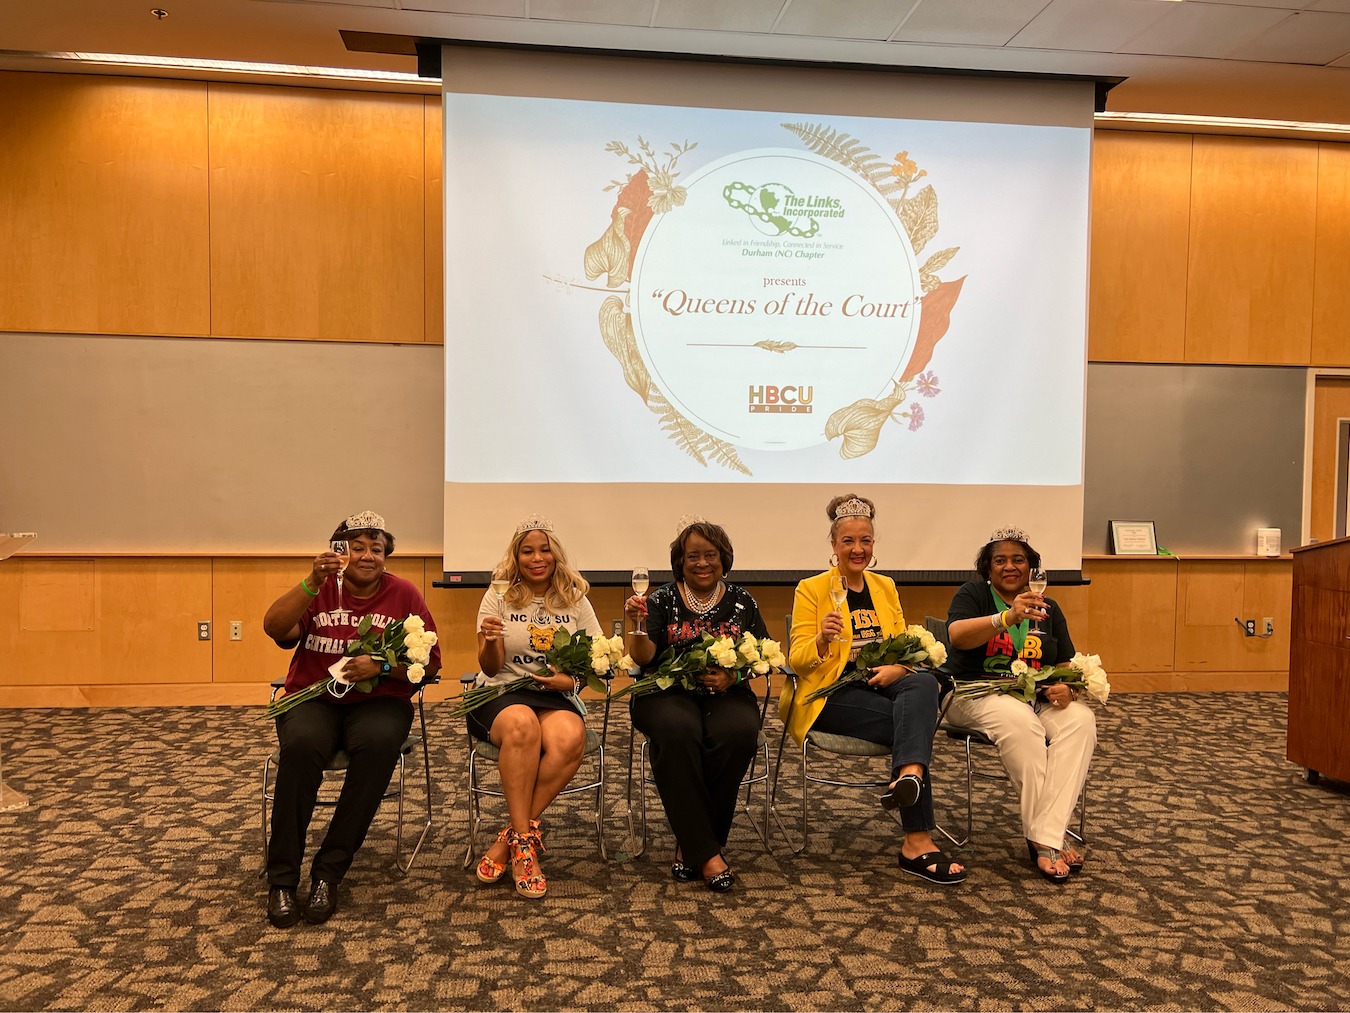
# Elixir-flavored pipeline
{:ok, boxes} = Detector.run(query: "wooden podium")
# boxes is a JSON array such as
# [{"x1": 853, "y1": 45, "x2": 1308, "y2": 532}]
[{"x1": 1288, "y1": 536, "x2": 1350, "y2": 784}]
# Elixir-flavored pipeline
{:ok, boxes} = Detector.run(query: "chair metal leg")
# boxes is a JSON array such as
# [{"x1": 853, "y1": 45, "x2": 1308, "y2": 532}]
[
  {"x1": 259, "y1": 755, "x2": 274, "y2": 879},
  {"x1": 738, "y1": 743, "x2": 772, "y2": 854},
  {"x1": 593, "y1": 744, "x2": 607, "y2": 861},
  {"x1": 936, "y1": 735, "x2": 975, "y2": 849},
  {"x1": 633, "y1": 739, "x2": 649, "y2": 858},
  {"x1": 462, "y1": 747, "x2": 482, "y2": 870},
  {"x1": 768, "y1": 723, "x2": 804, "y2": 854},
  {"x1": 395, "y1": 705, "x2": 435, "y2": 876}
]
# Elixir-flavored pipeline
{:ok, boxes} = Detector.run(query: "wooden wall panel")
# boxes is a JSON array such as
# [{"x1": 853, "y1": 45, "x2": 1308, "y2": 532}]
[
  {"x1": 0, "y1": 558, "x2": 211, "y2": 686},
  {"x1": 1310, "y1": 377, "x2": 1350, "y2": 543},
  {"x1": 1185, "y1": 136, "x2": 1318, "y2": 364},
  {"x1": 1174, "y1": 560, "x2": 1292, "y2": 673},
  {"x1": 0, "y1": 72, "x2": 210, "y2": 336},
  {"x1": 425, "y1": 97, "x2": 444, "y2": 346},
  {"x1": 1313, "y1": 143, "x2": 1350, "y2": 367},
  {"x1": 208, "y1": 85, "x2": 425, "y2": 343},
  {"x1": 1082, "y1": 559, "x2": 1177, "y2": 672},
  {"x1": 19, "y1": 559, "x2": 96, "y2": 631},
  {"x1": 1088, "y1": 132, "x2": 1191, "y2": 363}
]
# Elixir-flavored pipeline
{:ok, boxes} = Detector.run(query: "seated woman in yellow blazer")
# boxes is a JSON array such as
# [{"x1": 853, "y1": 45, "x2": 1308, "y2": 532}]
[{"x1": 784, "y1": 493, "x2": 965, "y2": 884}]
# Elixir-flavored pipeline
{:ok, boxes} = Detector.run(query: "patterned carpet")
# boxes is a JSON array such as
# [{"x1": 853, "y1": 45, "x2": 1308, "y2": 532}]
[{"x1": 1, "y1": 693, "x2": 1347, "y2": 1012}]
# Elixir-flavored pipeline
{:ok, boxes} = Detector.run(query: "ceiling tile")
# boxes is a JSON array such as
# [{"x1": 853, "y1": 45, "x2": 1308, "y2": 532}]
[
  {"x1": 774, "y1": 0, "x2": 909, "y2": 40},
  {"x1": 891, "y1": 0, "x2": 1054, "y2": 46},
  {"x1": 652, "y1": 0, "x2": 787, "y2": 33},
  {"x1": 1119, "y1": 2, "x2": 1290, "y2": 57},
  {"x1": 1010, "y1": 0, "x2": 1175, "y2": 52},
  {"x1": 400, "y1": 1, "x2": 526, "y2": 12},
  {"x1": 1225, "y1": 10, "x2": 1350, "y2": 62},
  {"x1": 1306, "y1": 0, "x2": 1350, "y2": 13},
  {"x1": 528, "y1": 0, "x2": 656, "y2": 26},
  {"x1": 1204, "y1": 0, "x2": 1303, "y2": 6}
]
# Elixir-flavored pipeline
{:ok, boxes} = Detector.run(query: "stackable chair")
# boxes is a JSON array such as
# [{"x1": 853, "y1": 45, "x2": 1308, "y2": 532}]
[
  {"x1": 769, "y1": 614, "x2": 895, "y2": 854},
  {"x1": 624, "y1": 674, "x2": 774, "y2": 858},
  {"x1": 260, "y1": 674, "x2": 437, "y2": 876},
  {"x1": 926, "y1": 615, "x2": 1087, "y2": 849},
  {"x1": 460, "y1": 671, "x2": 613, "y2": 866}
]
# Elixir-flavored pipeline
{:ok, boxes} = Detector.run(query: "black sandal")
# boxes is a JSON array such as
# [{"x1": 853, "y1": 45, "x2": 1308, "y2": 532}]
[
  {"x1": 881, "y1": 773, "x2": 923, "y2": 811},
  {"x1": 671, "y1": 849, "x2": 697, "y2": 882},
  {"x1": 897, "y1": 849, "x2": 967, "y2": 885},
  {"x1": 1026, "y1": 840, "x2": 1070, "y2": 883}
]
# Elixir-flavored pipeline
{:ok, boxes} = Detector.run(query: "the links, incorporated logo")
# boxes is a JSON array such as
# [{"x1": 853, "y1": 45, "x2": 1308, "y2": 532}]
[
  {"x1": 748, "y1": 384, "x2": 814, "y2": 414},
  {"x1": 722, "y1": 182, "x2": 844, "y2": 238}
]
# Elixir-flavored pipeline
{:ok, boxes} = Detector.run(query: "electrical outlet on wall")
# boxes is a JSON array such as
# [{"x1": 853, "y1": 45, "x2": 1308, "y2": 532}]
[
  {"x1": 197, "y1": 621, "x2": 211, "y2": 641},
  {"x1": 1263, "y1": 617, "x2": 1274, "y2": 636}
]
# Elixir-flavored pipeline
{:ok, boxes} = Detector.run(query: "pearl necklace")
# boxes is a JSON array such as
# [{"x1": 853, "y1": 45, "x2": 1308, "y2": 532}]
[{"x1": 682, "y1": 580, "x2": 723, "y2": 615}]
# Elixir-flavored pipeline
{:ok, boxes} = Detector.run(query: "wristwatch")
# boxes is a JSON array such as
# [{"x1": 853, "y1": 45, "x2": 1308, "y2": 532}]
[{"x1": 380, "y1": 660, "x2": 392, "y2": 674}]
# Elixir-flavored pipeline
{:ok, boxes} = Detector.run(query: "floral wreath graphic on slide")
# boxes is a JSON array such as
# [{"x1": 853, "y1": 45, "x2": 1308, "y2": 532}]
[{"x1": 544, "y1": 127, "x2": 966, "y2": 475}]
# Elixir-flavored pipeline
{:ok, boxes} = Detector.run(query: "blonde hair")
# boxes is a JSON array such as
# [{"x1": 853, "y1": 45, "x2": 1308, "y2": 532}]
[
  {"x1": 826, "y1": 493, "x2": 877, "y2": 539},
  {"x1": 493, "y1": 528, "x2": 590, "y2": 611}
]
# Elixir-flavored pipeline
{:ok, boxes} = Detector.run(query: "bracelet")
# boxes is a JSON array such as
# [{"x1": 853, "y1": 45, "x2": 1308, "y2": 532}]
[
  {"x1": 735, "y1": 671, "x2": 744, "y2": 684},
  {"x1": 299, "y1": 577, "x2": 319, "y2": 598},
  {"x1": 1000, "y1": 610, "x2": 1011, "y2": 630},
  {"x1": 990, "y1": 612, "x2": 1001, "y2": 630},
  {"x1": 573, "y1": 676, "x2": 585, "y2": 695}
]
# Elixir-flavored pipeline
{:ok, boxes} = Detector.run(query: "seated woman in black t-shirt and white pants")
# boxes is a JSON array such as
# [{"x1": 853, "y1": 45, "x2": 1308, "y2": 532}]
[{"x1": 942, "y1": 526, "x2": 1096, "y2": 883}]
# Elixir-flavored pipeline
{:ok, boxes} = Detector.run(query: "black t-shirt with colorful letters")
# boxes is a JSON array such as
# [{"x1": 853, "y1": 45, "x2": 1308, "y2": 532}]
[{"x1": 943, "y1": 579, "x2": 1074, "y2": 679}]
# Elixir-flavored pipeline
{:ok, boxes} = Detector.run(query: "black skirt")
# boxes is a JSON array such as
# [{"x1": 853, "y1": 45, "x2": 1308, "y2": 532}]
[{"x1": 466, "y1": 688, "x2": 582, "y2": 742}]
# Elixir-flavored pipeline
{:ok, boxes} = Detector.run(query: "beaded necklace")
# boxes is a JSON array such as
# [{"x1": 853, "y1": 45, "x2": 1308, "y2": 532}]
[{"x1": 681, "y1": 580, "x2": 723, "y2": 615}]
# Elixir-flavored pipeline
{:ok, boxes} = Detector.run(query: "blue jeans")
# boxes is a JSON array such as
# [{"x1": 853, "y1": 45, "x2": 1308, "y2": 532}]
[{"x1": 810, "y1": 671, "x2": 942, "y2": 834}]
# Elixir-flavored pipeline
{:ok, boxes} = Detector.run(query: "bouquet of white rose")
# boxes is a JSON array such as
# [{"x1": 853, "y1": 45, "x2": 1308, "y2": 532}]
[
  {"x1": 954, "y1": 652, "x2": 1110, "y2": 706},
  {"x1": 804, "y1": 624, "x2": 948, "y2": 703},
  {"x1": 447, "y1": 629, "x2": 631, "y2": 718},
  {"x1": 263, "y1": 614, "x2": 438, "y2": 720},
  {"x1": 614, "y1": 631, "x2": 787, "y2": 699}
]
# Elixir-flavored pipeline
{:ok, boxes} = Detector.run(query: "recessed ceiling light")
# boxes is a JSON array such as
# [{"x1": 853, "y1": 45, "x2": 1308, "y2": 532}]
[{"x1": 42, "y1": 51, "x2": 436, "y2": 85}]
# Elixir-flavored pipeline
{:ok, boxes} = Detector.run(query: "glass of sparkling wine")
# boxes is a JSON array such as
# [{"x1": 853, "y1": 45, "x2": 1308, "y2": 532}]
[
  {"x1": 1027, "y1": 567, "x2": 1048, "y2": 634},
  {"x1": 489, "y1": 574, "x2": 510, "y2": 622},
  {"x1": 631, "y1": 567, "x2": 650, "y2": 633},
  {"x1": 828, "y1": 575, "x2": 847, "y2": 644},
  {"x1": 330, "y1": 540, "x2": 349, "y2": 602}
]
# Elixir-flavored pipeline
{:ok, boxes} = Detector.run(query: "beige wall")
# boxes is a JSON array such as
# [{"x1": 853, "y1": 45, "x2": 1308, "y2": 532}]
[{"x1": 1, "y1": 71, "x2": 1338, "y2": 704}]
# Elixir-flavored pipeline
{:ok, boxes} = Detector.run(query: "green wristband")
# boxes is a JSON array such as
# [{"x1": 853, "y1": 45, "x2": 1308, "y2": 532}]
[{"x1": 299, "y1": 577, "x2": 319, "y2": 597}]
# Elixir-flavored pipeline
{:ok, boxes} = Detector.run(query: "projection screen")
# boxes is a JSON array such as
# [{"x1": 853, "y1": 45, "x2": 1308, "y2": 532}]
[{"x1": 441, "y1": 46, "x2": 1094, "y2": 583}]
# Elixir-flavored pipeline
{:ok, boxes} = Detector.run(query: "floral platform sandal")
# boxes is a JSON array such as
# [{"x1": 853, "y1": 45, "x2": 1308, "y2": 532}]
[
  {"x1": 477, "y1": 819, "x2": 544, "y2": 884},
  {"x1": 507, "y1": 827, "x2": 548, "y2": 899},
  {"x1": 476, "y1": 827, "x2": 511, "y2": 884}
]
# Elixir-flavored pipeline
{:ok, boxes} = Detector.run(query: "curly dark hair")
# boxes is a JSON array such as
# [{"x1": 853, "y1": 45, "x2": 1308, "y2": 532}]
[
  {"x1": 330, "y1": 521, "x2": 395, "y2": 556},
  {"x1": 670, "y1": 521, "x2": 734, "y2": 582},
  {"x1": 975, "y1": 537, "x2": 1039, "y2": 581}
]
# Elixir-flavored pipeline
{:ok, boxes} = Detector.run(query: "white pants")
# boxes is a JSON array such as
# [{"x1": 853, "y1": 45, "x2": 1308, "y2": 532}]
[{"x1": 944, "y1": 692, "x2": 1097, "y2": 851}]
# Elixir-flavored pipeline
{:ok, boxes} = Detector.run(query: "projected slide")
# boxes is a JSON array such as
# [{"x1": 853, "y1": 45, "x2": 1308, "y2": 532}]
[{"x1": 443, "y1": 85, "x2": 1090, "y2": 575}]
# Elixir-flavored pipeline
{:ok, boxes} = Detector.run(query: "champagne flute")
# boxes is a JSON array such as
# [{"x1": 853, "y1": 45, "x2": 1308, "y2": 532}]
[
  {"x1": 827, "y1": 575, "x2": 847, "y2": 646},
  {"x1": 330, "y1": 540, "x2": 349, "y2": 604},
  {"x1": 631, "y1": 566, "x2": 650, "y2": 633},
  {"x1": 489, "y1": 574, "x2": 510, "y2": 624},
  {"x1": 1027, "y1": 567, "x2": 1048, "y2": 635}
]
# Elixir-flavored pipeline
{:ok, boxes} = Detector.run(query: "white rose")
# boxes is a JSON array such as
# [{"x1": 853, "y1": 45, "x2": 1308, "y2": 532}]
[
  {"x1": 406, "y1": 662, "x2": 425, "y2": 685},
  {"x1": 918, "y1": 630, "x2": 937, "y2": 650},
  {"x1": 926, "y1": 642, "x2": 947, "y2": 667},
  {"x1": 1084, "y1": 668, "x2": 1111, "y2": 704},
  {"x1": 619, "y1": 654, "x2": 637, "y2": 673},
  {"x1": 592, "y1": 654, "x2": 612, "y2": 675},
  {"x1": 408, "y1": 645, "x2": 431, "y2": 666},
  {"x1": 403, "y1": 615, "x2": 425, "y2": 634},
  {"x1": 1010, "y1": 659, "x2": 1029, "y2": 677},
  {"x1": 760, "y1": 638, "x2": 781, "y2": 657},
  {"x1": 752, "y1": 661, "x2": 770, "y2": 675},
  {"x1": 766, "y1": 649, "x2": 786, "y2": 669},
  {"x1": 713, "y1": 648, "x2": 738, "y2": 668}
]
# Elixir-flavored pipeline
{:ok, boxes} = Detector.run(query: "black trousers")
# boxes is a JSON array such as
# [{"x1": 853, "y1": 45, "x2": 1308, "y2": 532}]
[
  {"x1": 630, "y1": 685, "x2": 760, "y2": 870},
  {"x1": 810, "y1": 671, "x2": 943, "y2": 834},
  {"x1": 266, "y1": 695, "x2": 413, "y2": 888}
]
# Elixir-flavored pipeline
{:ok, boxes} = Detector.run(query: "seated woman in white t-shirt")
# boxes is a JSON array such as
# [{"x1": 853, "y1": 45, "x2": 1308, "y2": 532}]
[{"x1": 471, "y1": 515, "x2": 602, "y2": 899}]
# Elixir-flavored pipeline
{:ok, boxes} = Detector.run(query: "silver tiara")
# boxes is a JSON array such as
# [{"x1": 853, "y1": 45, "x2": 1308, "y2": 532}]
[
  {"x1": 343, "y1": 510, "x2": 386, "y2": 531},
  {"x1": 834, "y1": 497, "x2": 873, "y2": 520},
  {"x1": 515, "y1": 514, "x2": 554, "y2": 535},
  {"x1": 675, "y1": 513, "x2": 707, "y2": 538},
  {"x1": 988, "y1": 525, "x2": 1030, "y2": 543}
]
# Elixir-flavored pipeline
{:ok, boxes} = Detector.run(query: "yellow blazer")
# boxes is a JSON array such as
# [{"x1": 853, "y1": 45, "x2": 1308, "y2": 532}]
[{"x1": 780, "y1": 568, "x2": 906, "y2": 745}]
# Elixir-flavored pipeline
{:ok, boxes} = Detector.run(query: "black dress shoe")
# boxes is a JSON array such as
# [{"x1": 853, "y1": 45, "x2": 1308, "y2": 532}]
[
  {"x1": 303, "y1": 879, "x2": 338, "y2": 924},
  {"x1": 705, "y1": 868, "x2": 735, "y2": 893},
  {"x1": 267, "y1": 887, "x2": 301, "y2": 928}
]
